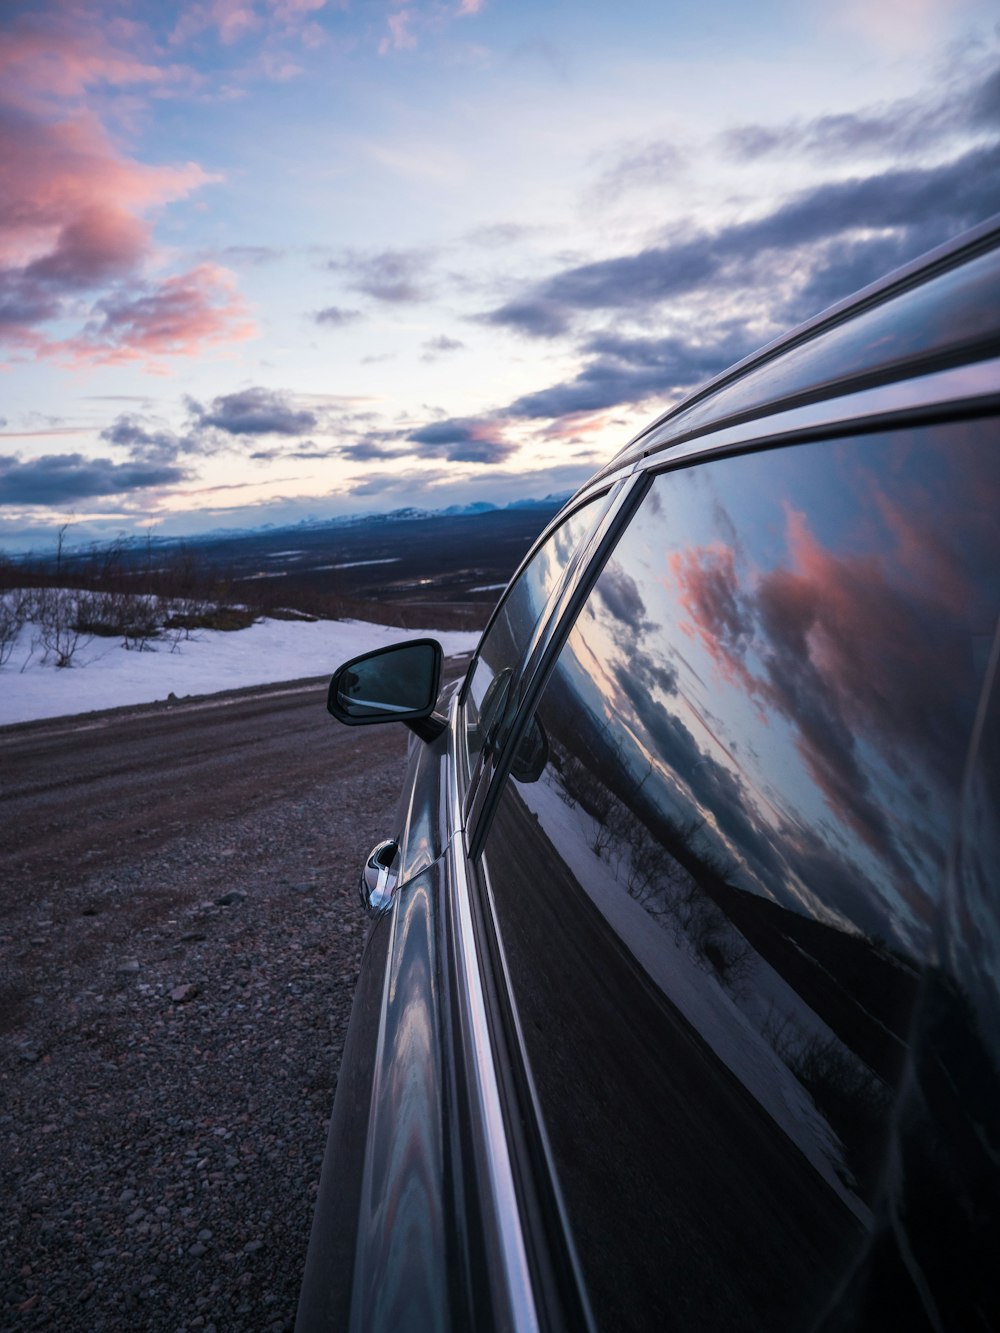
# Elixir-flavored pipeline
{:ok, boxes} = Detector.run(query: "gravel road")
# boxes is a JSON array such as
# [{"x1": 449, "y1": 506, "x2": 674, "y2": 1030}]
[{"x1": 0, "y1": 674, "x2": 425, "y2": 1331}]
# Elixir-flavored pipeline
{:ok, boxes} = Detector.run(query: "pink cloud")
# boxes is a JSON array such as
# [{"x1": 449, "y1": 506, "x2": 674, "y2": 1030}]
[
  {"x1": 379, "y1": 9, "x2": 417, "y2": 54},
  {"x1": 58, "y1": 264, "x2": 255, "y2": 366},
  {"x1": 169, "y1": 0, "x2": 261, "y2": 47},
  {"x1": 669, "y1": 543, "x2": 756, "y2": 689},
  {"x1": 0, "y1": 108, "x2": 211, "y2": 266},
  {"x1": 0, "y1": 9, "x2": 255, "y2": 366},
  {"x1": 170, "y1": 0, "x2": 336, "y2": 46},
  {"x1": 539, "y1": 411, "x2": 611, "y2": 441},
  {"x1": 667, "y1": 492, "x2": 989, "y2": 895},
  {"x1": 0, "y1": 13, "x2": 176, "y2": 109}
]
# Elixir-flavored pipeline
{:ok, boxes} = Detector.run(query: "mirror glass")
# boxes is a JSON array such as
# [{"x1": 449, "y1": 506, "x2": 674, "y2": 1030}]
[{"x1": 332, "y1": 641, "x2": 439, "y2": 720}]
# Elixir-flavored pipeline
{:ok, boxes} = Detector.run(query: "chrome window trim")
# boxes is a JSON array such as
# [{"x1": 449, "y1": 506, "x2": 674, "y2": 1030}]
[
  {"x1": 466, "y1": 471, "x2": 648, "y2": 861},
  {"x1": 637, "y1": 356, "x2": 1000, "y2": 467},
  {"x1": 446, "y1": 695, "x2": 541, "y2": 1333}
]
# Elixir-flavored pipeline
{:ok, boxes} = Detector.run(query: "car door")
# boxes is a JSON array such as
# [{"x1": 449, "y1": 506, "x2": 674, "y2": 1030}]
[{"x1": 467, "y1": 415, "x2": 1000, "y2": 1330}]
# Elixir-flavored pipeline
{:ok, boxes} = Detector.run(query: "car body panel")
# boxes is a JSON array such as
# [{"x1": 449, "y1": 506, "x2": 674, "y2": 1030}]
[
  {"x1": 395, "y1": 724, "x2": 452, "y2": 887},
  {"x1": 348, "y1": 857, "x2": 452, "y2": 1333}
]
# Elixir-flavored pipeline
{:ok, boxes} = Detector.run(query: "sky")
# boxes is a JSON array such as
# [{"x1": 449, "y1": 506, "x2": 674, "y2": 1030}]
[{"x1": 1, "y1": 0, "x2": 998, "y2": 552}]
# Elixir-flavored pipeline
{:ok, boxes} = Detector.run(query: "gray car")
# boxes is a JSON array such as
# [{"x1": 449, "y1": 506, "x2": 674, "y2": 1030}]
[{"x1": 298, "y1": 215, "x2": 1000, "y2": 1333}]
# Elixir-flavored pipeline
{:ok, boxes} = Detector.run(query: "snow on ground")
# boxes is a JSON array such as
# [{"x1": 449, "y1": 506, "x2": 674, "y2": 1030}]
[{"x1": 0, "y1": 614, "x2": 479, "y2": 727}]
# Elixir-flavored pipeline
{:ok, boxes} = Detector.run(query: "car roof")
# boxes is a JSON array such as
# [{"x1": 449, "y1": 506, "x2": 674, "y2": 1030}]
[{"x1": 592, "y1": 211, "x2": 1000, "y2": 481}]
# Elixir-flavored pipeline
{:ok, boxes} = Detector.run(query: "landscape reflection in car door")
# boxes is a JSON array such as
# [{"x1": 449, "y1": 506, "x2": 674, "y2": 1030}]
[{"x1": 482, "y1": 422, "x2": 1000, "y2": 1329}]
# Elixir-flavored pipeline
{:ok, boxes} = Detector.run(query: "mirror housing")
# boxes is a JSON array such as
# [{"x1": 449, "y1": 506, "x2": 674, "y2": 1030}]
[{"x1": 327, "y1": 639, "x2": 445, "y2": 741}]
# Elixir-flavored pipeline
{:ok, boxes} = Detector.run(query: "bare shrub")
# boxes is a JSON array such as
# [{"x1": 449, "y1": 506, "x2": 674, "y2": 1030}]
[
  {"x1": 791, "y1": 1036, "x2": 890, "y2": 1121},
  {"x1": 71, "y1": 590, "x2": 162, "y2": 650},
  {"x1": 121, "y1": 595, "x2": 162, "y2": 651},
  {"x1": 0, "y1": 589, "x2": 29, "y2": 667},
  {"x1": 760, "y1": 1004, "x2": 802, "y2": 1065},
  {"x1": 656, "y1": 870, "x2": 751, "y2": 990},
  {"x1": 36, "y1": 588, "x2": 90, "y2": 668},
  {"x1": 162, "y1": 605, "x2": 255, "y2": 634}
]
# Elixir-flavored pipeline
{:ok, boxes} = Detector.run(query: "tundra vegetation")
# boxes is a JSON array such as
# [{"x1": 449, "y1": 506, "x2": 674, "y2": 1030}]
[{"x1": 0, "y1": 519, "x2": 492, "y2": 670}]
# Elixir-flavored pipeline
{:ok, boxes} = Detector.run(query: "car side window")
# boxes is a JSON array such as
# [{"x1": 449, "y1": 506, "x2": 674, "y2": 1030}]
[
  {"x1": 462, "y1": 493, "x2": 608, "y2": 778},
  {"x1": 480, "y1": 421, "x2": 1000, "y2": 1330}
]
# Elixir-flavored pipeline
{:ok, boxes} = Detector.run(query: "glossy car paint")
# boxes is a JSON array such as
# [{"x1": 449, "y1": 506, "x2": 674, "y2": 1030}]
[{"x1": 297, "y1": 219, "x2": 1000, "y2": 1333}]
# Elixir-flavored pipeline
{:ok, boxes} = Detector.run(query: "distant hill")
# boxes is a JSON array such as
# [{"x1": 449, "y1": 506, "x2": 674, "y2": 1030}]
[{"x1": 7, "y1": 495, "x2": 572, "y2": 634}]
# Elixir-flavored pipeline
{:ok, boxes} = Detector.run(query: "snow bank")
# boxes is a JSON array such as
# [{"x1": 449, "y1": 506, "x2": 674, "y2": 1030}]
[{"x1": 0, "y1": 614, "x2": 479, "y2": 727}]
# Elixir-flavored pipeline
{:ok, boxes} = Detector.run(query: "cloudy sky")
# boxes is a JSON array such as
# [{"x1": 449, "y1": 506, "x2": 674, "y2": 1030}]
[{"x1": 1, "y1": 0, "x2": 998, "y2": 549}]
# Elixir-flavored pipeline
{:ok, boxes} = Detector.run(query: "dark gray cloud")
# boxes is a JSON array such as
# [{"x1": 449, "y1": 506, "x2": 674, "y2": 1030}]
[
  {"x1": 0, "y1": 269, "x2": 62, "y2": 331},
  {"x1": 0, "y1": 454, "x2": 184, "y2": 504},
  {"x1": 314, "y1": 305, "x2": 362, "y2": 327},
  {"x1": 447, "y1": 439, "x2": 515, "y2": 464},
  {"x1": 480, "y1": 297, "x2": 572, "y2": 338},
  {"x1": 340, "y1": 440, "x2": 408, "y2": 462},
  {"x1": 407, "y1": 417, "x2": 514, "y2": 464},
  {"x1": 723, "y1": 109, "x2": 927, "y2": 162},
  {"x1": 189, "y1": 387, "x2": 317, "y2": 436},
  {"x1": 408, "y1": 420, "x2": 479, "y2": 446},
  {"x1": 100, "y1": 414, "x2": 196, "y2": 463},
  {"x1": 328, "y1": 248, "x2": 434, "y2": 303},
  {"x1": 969, "y1": 64, "x2": 1000, "y2": 130},
  {"x1": 597, "y1": 567, "x2": 650, "y2": 631},
  {"x1": 422, "y1": 335, "x2": 464, "y2": 356},
  {"x1": 248, "y1": 443, "x2": 336, "y2": 461},
  {"x1": 507, "y1": 328, "x2": 755, "y2": 419},
  {"x1": 720, "y1": 56, "x2": 1000, "y2": 162},
  {"x1": 483, "y1": 141, "x2": 1000, "y2": 337}
]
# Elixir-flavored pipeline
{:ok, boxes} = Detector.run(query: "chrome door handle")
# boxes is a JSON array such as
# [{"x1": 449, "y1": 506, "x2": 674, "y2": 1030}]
[{"x1": 360, "y1": 839, "x2": 399, "y2": 914}]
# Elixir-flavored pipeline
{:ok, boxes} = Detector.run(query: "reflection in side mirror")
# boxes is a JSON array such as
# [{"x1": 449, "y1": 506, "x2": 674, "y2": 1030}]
[
  {"x1": 327, "y1": 639, "x2": 444, "y2": 738},
  {"x1": 510, "y1": 714, "x2": 548, "y2": 784}
]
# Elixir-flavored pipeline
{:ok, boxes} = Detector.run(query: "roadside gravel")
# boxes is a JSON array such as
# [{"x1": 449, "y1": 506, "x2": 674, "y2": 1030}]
[{"x1": 0, "y1": 690, "x2": 409, "y2": 1332}]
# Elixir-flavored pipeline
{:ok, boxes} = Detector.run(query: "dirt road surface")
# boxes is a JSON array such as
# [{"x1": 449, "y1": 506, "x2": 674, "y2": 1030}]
[{"x1": 0, "y1": 671, "x2": 446, "y2": 1331}]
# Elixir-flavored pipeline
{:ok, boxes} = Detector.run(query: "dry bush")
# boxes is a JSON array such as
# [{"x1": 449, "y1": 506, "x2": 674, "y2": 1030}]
[
  {"x1": 0, "y1": 589, "x2": 30, "y2": 667},
  {"x1": 34, "y1": 588, "x2": 90, "y2": 668}
]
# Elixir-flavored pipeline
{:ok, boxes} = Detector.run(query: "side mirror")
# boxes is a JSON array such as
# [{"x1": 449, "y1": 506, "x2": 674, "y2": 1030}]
[{"x1": 327, "y1": 639, "x2": 445, "y2": 741}]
